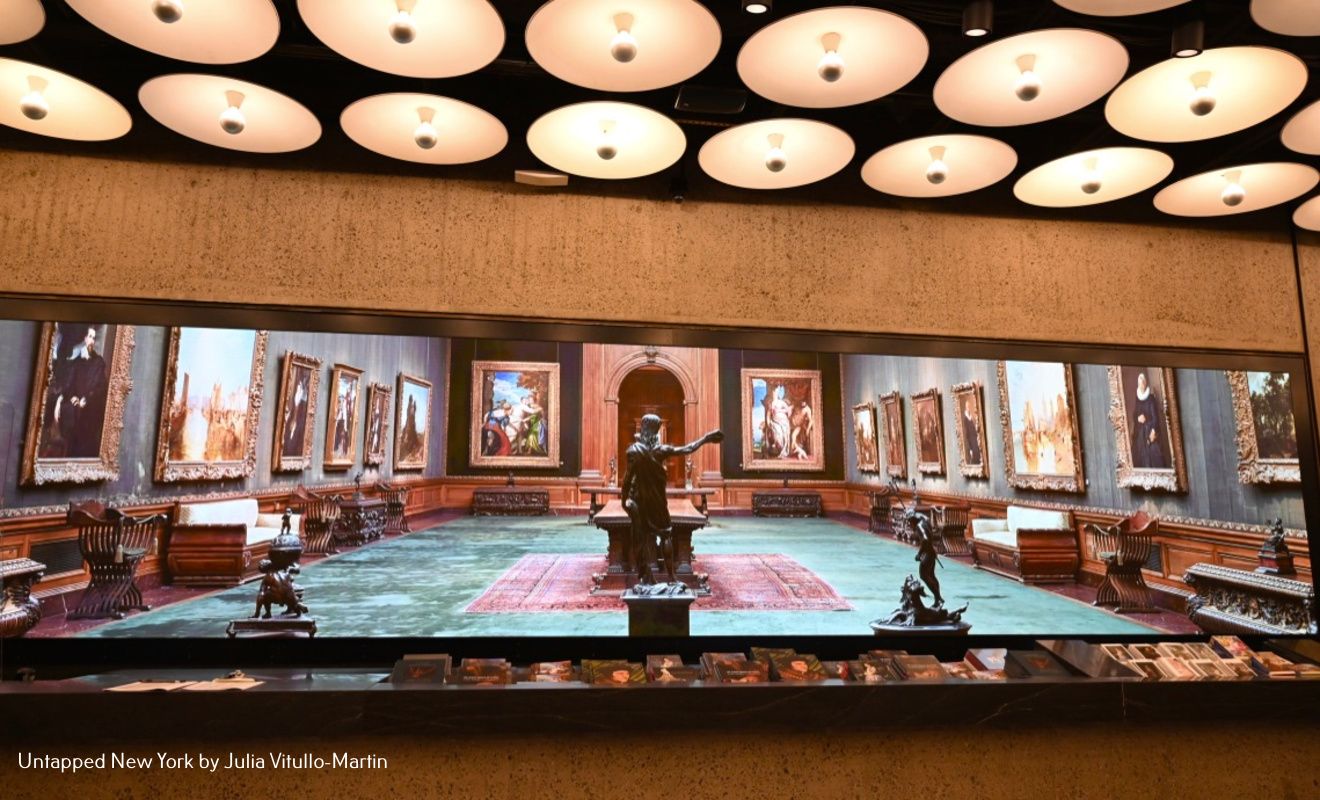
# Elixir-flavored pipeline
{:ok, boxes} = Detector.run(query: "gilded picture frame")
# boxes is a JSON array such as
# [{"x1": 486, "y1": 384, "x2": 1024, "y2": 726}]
[
  {"x1": 997, "y1": 360, "x2": 1085, "y2": 493},
  {"x1": 851, "y1": 401, "x2": 880, "y2": 473},
  {"x1": 879, "y1": 390, "x2": 907, "y2": 480},
  {"x1": 950, "y1": 381, "x2": 989, "y2": 480},
  {"x1": 740, "y1": 368, "x2": 825, "y2": 472},
  {"x1": 364, "y1": 381, "x2": 392, "y2": 468},
  {"x1": 397, "y1": 372, "x2": 434, "y2": 471},
  {"x1": 324, "y1": 363, "x2": 364, "y2": 471},
  {"x1": 1226, "y1": 370, "x2": 1301, "y2": 485},
  {"x1": 1106, "y1": 366, "x2": 1188, "y2": 492},
  {"x1": 155, "y1": 327, "x2": 268, "y2": 482},
  {"x1": 271, "y1": 350, "x2": 322, "y2": 473},
  {"x1": 910, "y1": 387, "x2": 946, "y2": 476},
  {"x1": 469, "y1": 360, "x2": 560, "y2": 469},
  {"x1": 21, "y1": 322, "x2": 136, "y2": 486}
]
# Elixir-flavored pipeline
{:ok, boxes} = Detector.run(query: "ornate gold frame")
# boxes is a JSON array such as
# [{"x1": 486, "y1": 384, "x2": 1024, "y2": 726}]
[
  {"x1": 851, "y1": 401, "x2": 880, "y2": 473},
  {"x1": 950, "y1": 381, "x2": 988, "y2": 479},
  {"x1": 879, "y1": 390, "x2": 907, "y2": 480},
  {"x1": 910, "y1": 387, "x2": 946, "y2": 475},
  {"x1": 364, "y1": 381, "x2": 392, "y2": 467},
  {"x1": 271, "y1": 350, "x2": 322, "y2": 473},
  {"x1": 996, "y1": 360, "x2": 1085, "y2": 493},
  {"x1": 155, "y1": 328, "x2": 268, "y2": 482},
  {"x1": 739, "y1": 367, "x2": 825, "y2": 472},
  {"x1": 21, "y1": 323, "x2": 136, "y2": 486},
  {"x1": 468, "y1": 360, "x2": 561, "y2": 469},
  {"x1": 1226, "y1": 370, "x2": 1301, "y2": 485},
  {"x1": 1106, "y1": 366, "x2": 1188, "y2": 492},
  {"x1": 397, "y1": 372, "x2": 434, "y2": 471},
  {"x1": 324, "y1": 363, "x2": 363, "y2": 471}
]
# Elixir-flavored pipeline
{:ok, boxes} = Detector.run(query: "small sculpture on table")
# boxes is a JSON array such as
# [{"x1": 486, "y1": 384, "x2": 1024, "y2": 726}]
[
  {"x1": 227, "y1": 509, "x2": 317, "y2": 638},
  {"x1": 352, "y1": 471, "x2": 364, "y2": 500},
  {"x1": 684, "y1": 457, "x2": 694, "y2": 489},
  {"x1": 607, "y1": 456, "x2": 618, "y2": 487},
  {"x1": 1257, "y1": 517, "x2": 1296, "y2": 576},
  {"x1": 506, "y1": 470, "x2": 516, "y2": 488}
]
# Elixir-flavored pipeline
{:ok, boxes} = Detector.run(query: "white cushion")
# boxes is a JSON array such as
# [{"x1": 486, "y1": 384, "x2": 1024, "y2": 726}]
[
  {"x1": 1007, "y1": 505, "x2": 1071, "y2": 533},
  {"x1": 177, "y1": 497, "x2": 259, "y2": 528},
  {"x1": 973, "y1": 528, "x2": 1018, "y2": 548},
  {"x1": 971, "y1": 518, "x2": 1009, "y2": 538},
  {"x1": 255, "y1": 512, "x2": 302, "y2": 534},
  {"x1": 247, "y1": 526, "x2": 283, "y2": 546}
]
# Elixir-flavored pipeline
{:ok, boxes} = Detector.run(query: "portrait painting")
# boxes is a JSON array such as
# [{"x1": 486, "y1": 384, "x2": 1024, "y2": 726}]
[
  {"x1": 1107, "y1": 366, "x2": 1187, "y2": 492},
  {"x1": 365, "y1": 382, "x2": 392, "y2": 467},
  {"x1": 996, "y1": 360, "x2": 1084, "y2": 492},
  {"x1": 851, "y1": 402, "x2": 880, "y2": 473},
  {"x1": 397, "y1": 373, "x2": 433, "y2": 471},
  {"x1": 740, "y1": 368, "x2": 824, "y2": 472},
  {"x1": 324, "y1": 363, "x2": 363, "y2": 471},
  {"x1": 155, "y1": 327, "x2": 268, "y2": 482},
  {"x1": 21, "y1": 322, "x2": 136, "y2": 485},
  {"x1": 879, "y1": 390, "x2": 906, "y2": 479},
  {"x1": 910, "y1": 388, "x2": 946, "y2": 475},
  {"x1": 469, "y1": 360, "x2": 560, "y2": 469},
  {"x1": 1227, "y1": 370, "x2": 1300, "y2": 484},
  {"x1": 950, "y1": 381, "x2": 988, "y2": 479},
  {"x1": 271, "y1": 350, "x2": 321, "y2": 473}
]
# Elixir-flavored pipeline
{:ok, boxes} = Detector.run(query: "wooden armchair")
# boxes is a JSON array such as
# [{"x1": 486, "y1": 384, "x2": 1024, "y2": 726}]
[
  {"x1": 292, "y1": 485, "x2": 342, "y2": 555},
  {"x1": 375, "y1": 481, "x2": 411, "y2": 536},
  {"x1": 67, "y1": 500, "x2": 165, "y2": 620},
  {"x1": 1085, "y1": 511, "x2": 1158, "y2": 613},
  {"x1": 933, "y1": 504, "x2": 972, "y2": 556},
  {"x1": 867, "y1": 486, "x2": 895, "y2": 535}
]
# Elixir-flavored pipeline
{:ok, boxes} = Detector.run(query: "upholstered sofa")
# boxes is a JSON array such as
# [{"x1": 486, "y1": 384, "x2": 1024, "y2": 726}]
[
  {"x1": 970, "y1": 505, "x2": 1079, "y2": 584},
  {"x1": 166, "y1": 498, "x2": 301, "y2": 587}
]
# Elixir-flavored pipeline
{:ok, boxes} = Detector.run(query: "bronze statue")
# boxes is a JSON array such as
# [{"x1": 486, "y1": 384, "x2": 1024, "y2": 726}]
[
  {"x1": 879, "y1": 575, "x2": 968, "y2": 628},
  {"x1": 910, "y1": 511, "x2": 943, "y2": 607},
  {"x1": 251, "y1": 509, "x2": 307, "y2": 619},
  {"x1": 1265, "y1": 517, "x2": 1289, "y2": 552},
  {"x1": 622, "y1": 414, "x2": 721, "y2": 592}
]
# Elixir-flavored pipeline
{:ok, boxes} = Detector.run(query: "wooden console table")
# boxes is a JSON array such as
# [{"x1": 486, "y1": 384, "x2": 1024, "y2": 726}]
[
  {"x1": 752, "y1": 490, "x2": 822, "y2": 518},
  {"x1": 472, "y1": 487, "x2": 550, "y2": 516},
  {"x1": 583, "y1": 486, "x2": 716, "y2": 521},
  {"x1": 591, "y1": 499, "x2": 709, "y2": 594},
  {"x1": 336, "y1": 496, "x2": 387, "y2": 546},
  {"x1": 1184, "y1": 562, "x2": 1317, "y2": 635}
]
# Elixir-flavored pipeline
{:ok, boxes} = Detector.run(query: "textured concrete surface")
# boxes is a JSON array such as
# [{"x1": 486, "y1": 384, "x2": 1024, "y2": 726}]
[
  {"x1": 1296, "y1": 234, "x2": 1320, "y2": 426},
  {"x1": 0, "y1": 151, "x2": 1303, "y2": 353}
]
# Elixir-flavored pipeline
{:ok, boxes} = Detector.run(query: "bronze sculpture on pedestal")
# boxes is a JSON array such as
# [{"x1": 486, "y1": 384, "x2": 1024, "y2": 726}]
[{"x1": 228, "y1": 509, "x2": 317, "y2": 637}]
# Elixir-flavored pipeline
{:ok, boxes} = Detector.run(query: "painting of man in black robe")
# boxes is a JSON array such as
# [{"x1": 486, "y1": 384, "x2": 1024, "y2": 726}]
[
  {"x1": 1122, "y1": 367, "x2": 1172, "y2": 470},
  {"x1": 39, "y1": 323, "x2": 112, "y2": 459}
]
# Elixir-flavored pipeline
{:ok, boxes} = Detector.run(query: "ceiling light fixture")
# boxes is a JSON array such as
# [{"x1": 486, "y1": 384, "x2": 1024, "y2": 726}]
[
  {"x1": 218, "y1": 89, "x2": 245, "y2": 134},
  {"x1": 1220, "y1": 169, "x2": 1246, "y2": 207},
  {"x1": 341, "y1": 92, "x2": 506, "y2": 165},
  {"x1": 389, "y1": 0, "x2": 418, "y2": 44},
  {"x1": 139, "y1": 73, "x2": 320, "y2": 153},
  {"x1": 962, "y1": 0, "x2": 992, "y2": 37},
  {"x1": 527, "y1": 101, "x2": 685, "y2": 180},
  {"x1": 1013, "y1": 147, "x2": 1172, "y2": 208},
  {"x1": 0, "y1": 58, "x2": 132, "y2": 141},
  {"x1": 19, "y1": 75, "x2": 48, "y2": 121},
  {"x1": 0, "y1": 0, "x2": 45, "y2": 46},
  {"x1": 817, "y1": 32, "x2": 844, "y2": 82},
  {"x1": 1153, "y1": 161, "x2": 1317, "y2": 217},
  {"x1": 1014, "y1": 54, "x2": 1041, "y2": 101},
  {"x1": 298, "y1": 0, "x2": 503, "y2": 78},
  {"x1": 1187, "y1": 70, "x2": 1214, "y2": 116},
  {"x1": 925, "y1": 146, "x2": 948, "y2": 184},
  {"x1": 742, "y1": 0, "x2": 769, "y2": 14},
  {"x1": 764, "y1": 133, "x2": 787, "y2": 172},
  {"x1": 68, "y1": 0, "x2": 279, "y2": 64},
  {"x1": 1080, "y1": 156, "x2": 1103, "y2": 194},
  {"x1": 699, "y1": 118, "x2": 853, "y2": 190},
  {"x1": 862, "y1": 134, "x2": 1015, "y2": 198},
  {"x1": 609, "y1": 12, "x2": 637, "y2": 63},
  {"x1": 413, "y1": 106, "x2": 437, "y2": 149},
  {"x1": 152, "y1": 0, "x2": 183, "y2": 24},
  {"x1": 1171, "y1": 18, "x2": 1203, "y2": 58},
  {"x1": 595, "y1": 119, "x2": 618, "y2": 160}
]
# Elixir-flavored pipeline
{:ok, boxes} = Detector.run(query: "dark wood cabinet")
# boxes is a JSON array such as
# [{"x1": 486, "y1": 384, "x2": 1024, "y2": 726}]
[{"x1": 751, "y1": 490, "x2": 822, "y2": 518}]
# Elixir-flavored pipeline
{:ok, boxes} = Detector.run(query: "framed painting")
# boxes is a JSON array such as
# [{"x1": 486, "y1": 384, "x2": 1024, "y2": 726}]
[
  {"x1": 271, "y1": 350, "x2": 322, "y2": 473},
  {"x1": 324, "y1": 363, "x2": 363, "y2": 471},
  {"x1": 1107, "y1": 366, "x2": 1187, "y2": 492},
  {"x1": 364, "y1": 382, "x2": 392, "y2": 467},
  {"x1": 910, "y1": 388, "x2": 946, "y2": 475},
  {"x1": 879, "y1": 390, "x2": 906, "y2": 480},
  {"x1": 155, "y1": 327, "x2": 268, "y2": 482},
  {"x1": 1226, "y1": 370, "x2": 1300, "y2": 484},
  {"x1": 740, "y1": 368, "x2": 824, "y2": 471},
  {"x1": 851, "y1": 402, "x2": 880, "y2": 473},
  {"x1": 950, "y1": 381, "x2": 989, "y2": 479},
  {"x1": 21, "y1": 322, "x2": 136, "y2": 486},
  {"x1": 996, "y1": 360, "x2": 1085, "y2": 493},
  {"x1": 469, "y1": 360, "x2": 560, "y2": 469},
  {"x1": 397, "y1": 373, "x2": 434, "y2": 471}
]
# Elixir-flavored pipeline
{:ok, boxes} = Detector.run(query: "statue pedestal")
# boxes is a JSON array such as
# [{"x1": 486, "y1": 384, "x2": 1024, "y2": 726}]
[
  {"x1": 226, "y1": 616, "x2": 318, "y2": 639},
  {"x1": 869, "y1": 621, "x2": 971, "y2": 636},
  {"x1": 1257, "y1": 545, "x2": 1296, "y2": 577},
  {"x1": 622, "y1": 586, "x2": 696, "y2": 637}
]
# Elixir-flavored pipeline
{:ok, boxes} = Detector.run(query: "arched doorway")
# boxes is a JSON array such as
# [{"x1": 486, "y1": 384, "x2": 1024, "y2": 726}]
[{"x1": 617, "y1": 366, "x2": 686, "y2": 486}]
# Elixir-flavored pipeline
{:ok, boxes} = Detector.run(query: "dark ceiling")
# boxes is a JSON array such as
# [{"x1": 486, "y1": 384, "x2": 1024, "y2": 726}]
[{"x1": 1, "y1": 0, "x2": 1318, "y2": 233}]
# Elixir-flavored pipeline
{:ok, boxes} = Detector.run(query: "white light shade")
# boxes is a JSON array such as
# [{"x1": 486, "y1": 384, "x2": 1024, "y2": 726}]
[
  {"x1": 1153, "y1": 162, "x2": 1318, "y2": 217},
  {"x1": 525, "y1": 0, "x2": 720, "y2": 92},
  {"x1": 66, "y1": 0, "x2": 279, "y2": 64},
  {"x1": 1282, "y1": 99, "x2": 1320, "y2": 156},
  {"x1": 1251, "y1": 0, "x2": 1320, "y2": 37},
  {"x1": 1014, "y1": 147, "x2": 1174, "y2": 207},
  {"x1": 139, "y1": 74, "x2": 321, "y2": 153},
  {"x1": 1052, "y1": 0, "x2": 1188, "y2": 14},
  {"x1": 0, "y1": 0, "x2": 44, "y2": 45},
  {"x1": 1295, "y1": 195, "x2": 1320, "y2": 232},
  {"x1": 526, "y1": 101, "x2": 685, "y2": 180},
  {"x1": 341, "y1": 93, "x2": 507, "y2": 165},
  {"x1": 297, "y1": 0, "x2": 504, "y2": 78},
  {"x1": 737, "y1": 7, "x2": 928, "y2": 108},
  {"x1": 1106, "y1": 47, "x2": 1306, "y2": 143},
  {"x1": 861, "y1": 135, "x2": 1016, "y2": 198},
  {"x1": 699, "y1": 119, "x2": 854, "y2": 190},
  {"x1": 933, "y1": 29, "x2": 1128, "y2": 126},
  {"x1": 0, "y1": 58, "x2": 131, "y2": 141}
]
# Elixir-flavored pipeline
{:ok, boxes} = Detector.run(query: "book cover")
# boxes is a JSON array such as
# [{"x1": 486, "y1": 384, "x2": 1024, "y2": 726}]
[
  {"x1": 964, "y1": 648, "x2": 1007, "y2": 671},
  {"x1": 1130, "y1": 643, "x2": 1162, "y2": 661},
  {"x1": 821, "y1": 660, "x2": 850, "y2": 681},
  {"x1": 1210, "y1": 635, "x2": 1253, "y2": 660},
  {"x1": 1100, "y1": 644, "x2": 1134, "y2": 663},
  {"x1": 527, "y1": 661, "x2": 575, "y2": 683},
  {"x1": 1223, "y1": 658, "x2": 1256, "y2": 680},
  {"x1": 452, "y1": 663, "x2": 512, "y2": 686},
  {"x1": 968, "y1": 669, "x2": 1007, "y2": 681},
  {"x1": 1003, "y1": 650, "x2": 1071, "y2": 679},
  {"x1": 848, "y1": 660, "x2": 887, "y2": 684},
  {"x1": 1156, "y1": 643, "x2": 1194, "y2": 660},
  {"x1": 389, "y1": 654, "x2": 451, "y2": 685},
  {"x1": 769, "y1": 653, "x2": 828, "y2": 682},
  {"x1": 1292, "y1": 664, "x2": 1320, "y2": 680},
  {"x1": 1154, "y1": 657, "x2": 1196, "y2": 681},
  {"x1": 1128, "y1": 660, "x2": 1163, "y2": 681},
  {"x1": 713, "y1": 657, "x2": 769, "y2": 684},
  {"x1": 581, "y1": 659, "x2": 629, "y2": 684},
  {"x1": 941, "y1": 661, "x2": 975, "y2": 680},
  {"x1": 750, "y1": 646, "x2": 796, "y2": 666},
  {"x1": 866, "y1": 649, "x2": 909, "y2": 659},
  {"x1": 1186, "y1": 643, "x2": 1220, "y2": 662},
  {"x1": 650, "y1": 665, "x2": 701, "y2": 684},
  {"x1": 700, "y1": 652, "x2": 746, "y2": 680},
  {"x1": 592, "y1": 663, "x2": 646, "y2": 686},
  {"x1": 646, "y1": 654, "x2": 685, "y2": 681},
  {"x1": 1249, "y1": 651, "x2": 1295, "y2": 679},
  {"x1": 1187, "y1": 659, "x2": 1221, "y2": 680},
  {"x1": 893, "y1": 654, "x2": 945, "y2": 682}
]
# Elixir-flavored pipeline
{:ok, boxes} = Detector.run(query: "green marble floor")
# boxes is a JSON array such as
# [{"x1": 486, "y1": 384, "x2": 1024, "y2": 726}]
[{"x1": 80, "y1": 515, "x2": 1154, "y2": 638}]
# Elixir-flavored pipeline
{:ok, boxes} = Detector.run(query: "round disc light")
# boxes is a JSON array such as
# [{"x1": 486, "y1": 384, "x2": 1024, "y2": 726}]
[
  {"x1": 525, "y1": 0, "x2": 721, "y2": 92},
  {"x1": 66, "y1": 0, "x2": 280, "y2": 64},
  {"x1": 527, "y1": 101, "x2": 685, "y2": 180},
  {"x1": 1106, "y1": 47, "x2": 1306, "y2": 143},
  {"x1": 1282, "y1": 99, "x2": 1320, "y2": 157},
  {"x1": 1014, "y1": 147, "x2": 1174, "y2": 207},
  {"x1": 1251, "y1": 0, "x2": 1320, "y2": 37},
  {"x1": 0, "y1": 58, "x2": 131, "y2": 141},
  {"x1": 1153, "y1": 163, "x2": 1318, "y2": 217},
  {"x1": 698, "y1": 119, "x2": 855, "y2": 190},
  {"x1": 1295, "y1": 195, "x2": 1320, "y2": 232},
  {"x1": 933, "y1": 28, "x2": 1128, "y2": 126},
  {"x1": 1052, "y1": 0, "x2": 1189, "y2": 14},
  {"x1": 737, "y1": 7, "x2": 928, "y2": 109},
  {"x1": 297, "y1": 0, "x2": 505, "y2": 78},
  {"x1": 0, "y1": 0, "x2": 45, "y2": 45},
  {"x1": 861, "y1": 134, "x2": 1017, "y2": 198},
  {"x1": 341, "y1": 93, "x2": 508, "y2": 165},
  {"x1": 139, "y1": 74, "x2": 321, "y2": 153}
]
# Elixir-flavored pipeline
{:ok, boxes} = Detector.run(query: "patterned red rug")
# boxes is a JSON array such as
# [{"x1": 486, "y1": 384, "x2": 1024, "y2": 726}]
[{"x1": 465, "y1": 553, "x2": 853, "y2": 613}]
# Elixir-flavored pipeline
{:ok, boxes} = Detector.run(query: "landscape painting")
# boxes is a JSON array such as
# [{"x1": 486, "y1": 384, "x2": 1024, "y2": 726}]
[
  {"x1": 272, "y1": 350, "x2": 321, "y2": 473},
  {"x1": 469, "y1": 360, "x2": 560, "y2": 469},
  {"x1": 397, "y1": 373, "x2": 433, "y2": 471},
  {"x1": 1227, "y1": 370, "x2": 1300, "y2": 484},
  {"x1": 997, "y1": 360, "x2": 1084, "y2": 492},
  {"x1": 741, "y1": 368, "x2": 824, "y2": 472}
]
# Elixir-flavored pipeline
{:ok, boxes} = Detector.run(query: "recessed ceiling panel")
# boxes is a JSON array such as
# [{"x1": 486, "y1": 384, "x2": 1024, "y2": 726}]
[
  {"x1": 1014, "y1": 147, "x2": 1173, "y2": 207},
  {"x1": 861, "y1": 134, "x2": 1016, "y2": 198},
  {"x1": 1251, "y1": 0, "x2": 1320, "y2": 37},
  {"x1": 0, "y1": 58, "x2": 131, "y2": 141},
  {"x1": 66, "y1": 0, "x2": 279, "y2": 64},
  {"x1": 0, "y1": 0, "x2": 45, "y2": 45},
  {"x1": 699, "y1": 119, "x2": 855, "y2": 190},
  {"x1": 139, "y1": 74, "x2": 321, "y2": 153},
  {"x1": 341, "y1": 93, "x2": 507, "y2": 165},
  {"x1": 1153, "y1": 162, "x2": 1317, "y2": 217},
  {"x1": 527, "y1": 101, "x2": 685, "y2": 180}
]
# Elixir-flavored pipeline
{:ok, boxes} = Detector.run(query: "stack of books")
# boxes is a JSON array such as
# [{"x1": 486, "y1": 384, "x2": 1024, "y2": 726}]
[
  {"x1": 701, "y1": 652, "x2": 769, "y2": 683},
  {"x1": 389, "y1": 653, "x2": 451, "y2": 686},
  {"x1": 527, "y1": 660, "x2": 575, "y2": 683},
  {"x1": 1103, "y1": 639, "x2": 1256, "y2": 681},
  {"x1": 452, "y1": 657, "x2": 513, "y2": 686},
  {"x1": 581, "y1": 659, "x2": 645, "y2": 685},
  {"x1": 891, "y1": 654, "x2": 947, "y2": 682},
  {"x1": 1003, "y1": 650, "x2": 1072, "y2": 679},
  {"x1": 645, "y1": 655, "x2": 700, "y2": 684}
]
